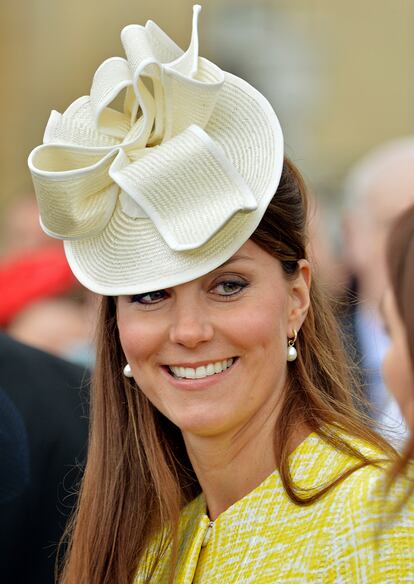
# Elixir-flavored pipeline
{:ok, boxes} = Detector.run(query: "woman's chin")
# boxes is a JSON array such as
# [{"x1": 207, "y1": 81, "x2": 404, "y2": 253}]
[{"x1": 173, "y1": 409, "x2": 234, "y2": 438}]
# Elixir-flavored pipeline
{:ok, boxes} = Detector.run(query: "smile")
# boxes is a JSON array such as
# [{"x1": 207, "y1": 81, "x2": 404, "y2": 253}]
[{"x1": 168, "y1": 358, "x2": 235, "y2": 380}]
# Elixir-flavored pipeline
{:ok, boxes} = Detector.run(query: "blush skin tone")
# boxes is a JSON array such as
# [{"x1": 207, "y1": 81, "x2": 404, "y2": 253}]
[
  {"x1": 382, "y1": 289, "x2": 414, "y2": 432},
  {"x1": 117, "y1": 239, "x2": 311, "y2": 520}
]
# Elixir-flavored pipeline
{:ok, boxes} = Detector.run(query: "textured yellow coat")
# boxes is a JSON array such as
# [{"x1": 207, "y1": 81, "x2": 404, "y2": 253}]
[{"x1": 134, "y1": 433, "x2": 414, "y2": 583}]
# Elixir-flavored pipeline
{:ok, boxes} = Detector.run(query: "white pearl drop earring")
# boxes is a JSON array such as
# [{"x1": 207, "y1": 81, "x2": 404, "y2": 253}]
[
  {"x1": 287, "y1": 329, "x2": 298, "y2": 362},
  {"x1": 123, "y1": 363, "x2": 133, "y2": 378}
]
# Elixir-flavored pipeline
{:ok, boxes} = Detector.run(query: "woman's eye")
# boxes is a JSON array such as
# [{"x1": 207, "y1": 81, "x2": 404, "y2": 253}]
[
  {"x1": 130, "y1": 290, "x2": 168, "y2": 305},
  {"x1": 212, "y1": 280, "x2": 247, "y2": 296}
]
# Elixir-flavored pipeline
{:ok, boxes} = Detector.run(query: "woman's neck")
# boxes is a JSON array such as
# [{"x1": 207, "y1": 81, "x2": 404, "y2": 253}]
[{"x1": 183, "y1": 411, "x2": 309, "y2": 521}]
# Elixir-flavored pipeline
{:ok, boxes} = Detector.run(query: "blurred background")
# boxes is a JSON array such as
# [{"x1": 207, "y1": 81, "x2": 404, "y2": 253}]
[
  {"x1": 0, "y1": 0, "x2": 413, "y2": 422},
  {"x1": 2, "y1": 0, "x2": 414, "y2": 217}
]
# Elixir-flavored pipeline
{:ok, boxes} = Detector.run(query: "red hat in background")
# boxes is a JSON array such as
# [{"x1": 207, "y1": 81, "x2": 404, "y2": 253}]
[{"x1": 0, "y1": 245, "x2": 77, "y2": 326}]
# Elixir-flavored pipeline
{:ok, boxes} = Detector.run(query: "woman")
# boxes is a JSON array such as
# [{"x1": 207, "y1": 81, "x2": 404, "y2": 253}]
[
  {"x1": 383, "y1": 204, "x2": 414, "y2": 482},
  {"x1": 28, "y1": 6, "x2": 414, "y2": 583}
]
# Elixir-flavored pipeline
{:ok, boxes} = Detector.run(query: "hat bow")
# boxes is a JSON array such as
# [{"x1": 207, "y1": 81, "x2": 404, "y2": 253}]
[{"x1": 28, "y1": 5, "x2": 257, "y2": 251}]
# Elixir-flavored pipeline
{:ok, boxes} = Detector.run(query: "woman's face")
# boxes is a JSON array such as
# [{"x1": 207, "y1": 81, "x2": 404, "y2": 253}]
[
  {"x1": 117, "y1": 240, "x2": 310, "y2": 439},
  {"x1": 382, "y1": 288, "x2": 414, "y2": 430}
]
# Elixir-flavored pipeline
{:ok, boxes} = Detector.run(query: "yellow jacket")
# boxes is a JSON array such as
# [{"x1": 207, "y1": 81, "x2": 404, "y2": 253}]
[{"x1": 135, "y1": 432, "x2": 414, "y2": 583}]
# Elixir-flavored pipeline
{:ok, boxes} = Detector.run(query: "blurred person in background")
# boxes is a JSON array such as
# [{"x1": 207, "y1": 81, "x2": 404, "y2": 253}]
[
  {"x1": 341, "y1": 137, "x2": 414, "y2": 442},
  {"x1": 382, "y1": 204, "x2": 414, "y2": 485},
  {"x1": 0, "y1": 332, "x2": 89, "y2": 584},
  {"x1": 0, "y1": 195, "x2": 96, "y2": 368},
  {"x1": 0, "y1": 195, "x2": 91, "y2": 583}
]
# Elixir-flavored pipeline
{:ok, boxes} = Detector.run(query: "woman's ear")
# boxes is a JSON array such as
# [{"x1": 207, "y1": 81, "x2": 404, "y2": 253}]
[{"x1": 287, "y1": 259, "x2": 311, "y2": 332}]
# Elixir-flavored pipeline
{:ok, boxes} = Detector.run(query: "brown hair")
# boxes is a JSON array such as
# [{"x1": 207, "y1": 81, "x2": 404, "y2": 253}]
[
  {"x1": 59, "y1": 158, "x2": 394, "y2": 584},
  {"x1": 386, "y1": 204, "x2": 414, "y2": 487}
]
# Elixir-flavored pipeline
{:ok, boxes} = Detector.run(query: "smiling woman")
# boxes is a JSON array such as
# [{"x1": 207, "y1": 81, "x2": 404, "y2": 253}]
[
  {"x1": 117, "y1": 240, "x2": 309, "y2": 444},
  {"x1": 27, "y1": 5, "x2": 414, "y2": 584}
]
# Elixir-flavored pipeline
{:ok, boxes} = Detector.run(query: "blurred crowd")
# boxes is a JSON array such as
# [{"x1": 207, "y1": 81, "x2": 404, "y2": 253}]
[
  {"x1": 0, "y1": 196, "x2": 97, "y2": 368},
  {"x1": 0, "y1": 196, "x2": 93, "y2": 582}
]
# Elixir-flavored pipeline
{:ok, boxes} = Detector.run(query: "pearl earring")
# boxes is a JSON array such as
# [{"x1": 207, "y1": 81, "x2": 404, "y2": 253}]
[
  {"x1": 123, "y1": 363, "x2": 133, "y2": 378},
  {"x1": 287, "y1": 329, "x2": 298, "y2": 362}
]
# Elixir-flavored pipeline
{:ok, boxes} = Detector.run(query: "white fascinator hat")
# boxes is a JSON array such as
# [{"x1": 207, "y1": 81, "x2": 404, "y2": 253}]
[{"x1": 28, "y1": 5, "x2": 284, "y2": 295}]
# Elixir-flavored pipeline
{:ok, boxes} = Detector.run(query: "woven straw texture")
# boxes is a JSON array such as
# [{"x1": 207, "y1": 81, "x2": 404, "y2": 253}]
[{"x1": 29, "y1": 6, "x2": 283, "y2": 294}]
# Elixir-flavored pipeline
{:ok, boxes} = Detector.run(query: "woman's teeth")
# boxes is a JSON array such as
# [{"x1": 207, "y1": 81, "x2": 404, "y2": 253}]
[{"x1": 169, "y1": 358, "x2": 234, "y2": 380}]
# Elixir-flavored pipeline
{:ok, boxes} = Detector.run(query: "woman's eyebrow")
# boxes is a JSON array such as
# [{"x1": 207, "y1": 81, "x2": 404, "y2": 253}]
[{"x1": 218, "y1": 254, "x2": 254, "y2": 268}]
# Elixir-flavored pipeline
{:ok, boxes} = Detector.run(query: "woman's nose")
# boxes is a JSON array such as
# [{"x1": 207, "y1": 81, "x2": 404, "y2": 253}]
[{"x1": 168, "y1": 301, "x2": 214, "y2": 348}]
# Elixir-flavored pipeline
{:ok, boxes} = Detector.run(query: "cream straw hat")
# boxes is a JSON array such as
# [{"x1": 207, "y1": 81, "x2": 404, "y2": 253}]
[{"x1": 28, "y1": 5, "x2": 283, "y2": 295}]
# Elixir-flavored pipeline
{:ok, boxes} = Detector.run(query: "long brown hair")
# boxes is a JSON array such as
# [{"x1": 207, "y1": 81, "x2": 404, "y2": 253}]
[
  {"x1": 386, "y1": 204, "x2": 414, "y2": 486},
  {"x1": 59, "y1": 158, "x2": 395, "y2": 584}
]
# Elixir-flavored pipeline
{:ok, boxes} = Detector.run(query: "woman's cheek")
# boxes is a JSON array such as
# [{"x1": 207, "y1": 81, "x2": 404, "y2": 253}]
[
  {"x1": 117, "y1": 316, "x2": 153, "y2": 363},
  {"x1": 235, "y1": 306, "x2": 285, "y2": 349}
]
